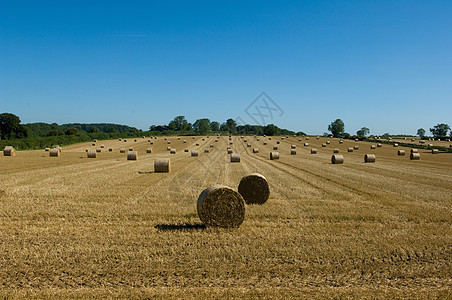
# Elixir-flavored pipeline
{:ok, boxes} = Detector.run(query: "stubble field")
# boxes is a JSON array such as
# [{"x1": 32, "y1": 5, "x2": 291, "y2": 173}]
[{"x1": 0, "y1": 135, "x2": 451, "y2": 299}]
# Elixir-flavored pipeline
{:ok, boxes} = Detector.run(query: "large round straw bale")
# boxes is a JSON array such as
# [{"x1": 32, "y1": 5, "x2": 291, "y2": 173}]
[
  {"x1": 410, "y1": 153, "x2": 420, "y2": 160},
  {"x1": 354, "y1": 145, "x2": 359, "y2": 150},
  {"x1": 263, "y1": 142, "x2": 267, "y2": 145},
  {"x1": 322, "y1": 143, "x2": 327, "y2": 147},
  {"x1": 196, "y1": 143, "x2": 200, "y2": 146},
  {"x1": 270, "y1": 152, "x2": 279, "y2": 160},
  {"x1": 253, "y1": 148, "x2": 259, "y2": 153},
  {"x1": 419, "y1": 140, "x2": 425, "y2": 144},
  {"x1": 348, "y1": 148, "x2": 354, "y2": 152},
  {"x1": 129, "y1": 147, "x2": 134, "y2": 151},
  {"x1": 3, "y1": 146, "x2": 15, "y2": 156},
  {"x1": 428, "y1": 143, "x2": 433, "y2": 147},
  {"x1": 244, "y1": 139, "x2": 247, "y2": 142},
  {"x1": 304, "y1": 143, "x2": 309, "y2": 146},
  {"x1": 432, "y1": 149, "x2": 439, "y2": 154},
  {"x1": 273, "y1": 146, "x2": 278, "y2": 150},
  {"x1": 197, "y1": 185, "x2": 245, "y2": 228},
  {"x1": 291, "y1": 145, "x2": 296, "y2": 149},
  {"x1": 109, "y1": 148, "x2": 113, "y2": 152},
  {"x1": 124, "y1": 139, "x2": 127, "y2": 142},
  {"x1": 146, "y1": 147, "x2": 152, "y2": 153},
  {"x1": 96, "y1": 148, "x2": 101, "y2": 153},
  {"x1": 154, "y1": 158, "x2": 170, "y2": 172},
  {"x1": 276, "y1": 141, "x2": 280, "y2": 144},
  {"x1": 92, "y1": 143, "x2": 96, "y2": 146},
  {"x1": 331, "y1": 154, "x2": 344, "y2": 164},
  {"x1": 184, "y1": 148, "x2": 189, "y2": 152},
  {"x1": 150, "y1": 141, "x2": 154, "y2": 145},
  {"x1": 411, "y1": 138, "x2": 416, "y2": 142},
  {"x1": 167, "y1": 141, "x2": 171, "y2": 144},
  {"x1": 87, "y1": 149, "x2": 97, "y2": 158},
  {"x1": 164, "y1": 138, "x2": 167, "y2": 140},
  {"x1": 177, "y1": 137, "x2": 180, "y2": 140},
  {"x1": 355, "y1": 138, "x2": 359, "y2": 142},
  {"x1": 210, "y1": 144, "x2": 214, "y2": 148},
  {"x1": 238, "y1": 173, "x2": 270, "y2": 205},
  {"x1": 183, "y1": 140, "x2": 187, "y2": 143},
  {"x1": 311, "y1": 148, "x2": 317, "y2": 154},
  {"x1": 46, "y1": 148, "x2": 51, "y2": 152},
  {"x1": 326, "y1": 141, "x2": 331, "y2": 144},
  {"x1": 371, "y1": 145, "x2": 376, "y2": 149},
  {"x1": 170, "y1": 148, "x2": 176, "y2": 154},
  {"x1": 100, "y1": 145, "x2": 105, "y2": 148},
  {"x1": 215, "y1": 139, "x2": 218, "y2": 142},
  {"x1": 377, "y1": 143, "x2": 382, "y2": 147},
  {"x1": 333, "y1": 148, "x2": 339, "y2": 153},
  {"x1": 307, "y1": 137, "x2": 310, "y2": 140},
  {"x1": 127, "y1": 151, "x2": 138, "y2": 160},
  {"x1": 49, "y1": 148, "x2": 60, "y2": 157},
  {"x1": 398, "y1": 150, "x2": 405, "y2": 156},
  {"x1": 119, "y1": 138, "x2": 122, "y2": 141},
  {"x1": 268, "y1": 137, "x2": 272, "y2": 140},
  {"x1": 247, "y1": 143, "x2": 251, "y2": 147},
  {"x1": 202, "y1": 138, "x2": 205, "y2": 141},
  {"x1": 364, "y1": 154, "x2": 376, "y2": 163},
  {"x1": 93, "y1": 139, "x2": 97, "y2": 142},
  {"x1": 227, "y1": 149, "x2": 233, "y2": 154},
  {"x1": 257, "y1": 138, "x2": 260, "y2": 141},
  {"x1": 191, "y1": 150, "x2": 199, "y2": 156},
  {"x1": 230, "y1": 153, "x2": 241, "y2": 162},
  {"x1": 339, "y1": 140, "x2": 344, "y2": 144},
  {"x1": 167, "y1": 146, "x2": 171, "y2": 151},
  {"x1": 148, "y1": 139, "x2": 151, "y2": 142},
  {"x1": 393, "y1": 143, "x2": 399, "y2": 147},
  {"x1": 410, "y1": 149, "x2": 418, "y2": 154},
  {"x1": 204, "y1": 148, "x2": 210, "y2": 153},
  {"x1": 134, "y1": 139, "x2": 137, "y2": 142},
  {"x1": 120, "y1": 148, "x2": 126, "y2": 153},
  {"x1": 290, "y1": 149, "x2": 296, "y2": 155}
]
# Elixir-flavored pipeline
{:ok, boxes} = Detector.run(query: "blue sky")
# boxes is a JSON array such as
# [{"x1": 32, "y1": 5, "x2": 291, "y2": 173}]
[{"x1": 1, "y1": 1, "x2": 451, "y2": 135}]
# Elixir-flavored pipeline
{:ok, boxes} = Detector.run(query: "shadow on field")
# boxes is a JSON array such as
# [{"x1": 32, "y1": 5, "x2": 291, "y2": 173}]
[{"x1": 155, "y1": 223, "x2": 206, "y2": 231}]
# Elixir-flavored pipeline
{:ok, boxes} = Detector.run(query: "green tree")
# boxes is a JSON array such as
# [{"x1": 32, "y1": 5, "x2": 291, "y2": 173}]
[
  {"x1": 356, "y1": 127, "x2": 370, "y2": 138},
  {"x1": 417, "y1": 128, "x2": 426, "y2": 137},
  {"x1": 0, "y1": 113, "x2": 28, "y2": 139},
  {"x1": 328, "y1": 119, "x2": 345, "y2": 138},
  {"x1": 193, "y1": 118, "x2": 211, "y2": 134},
  {"x1": 210, "y1": 121, "x2": 220, "y2": 132},
  {"x1": 263, "y1": 124, "x2": 280, "y2": 136},
  {"x1": 168, "y1": 116, "x2": 189, "y2": 131},
  {"x1": 65, "y1": 128, "x2": 79, "y2": 135},
  {"x1": 429, "y1": 124, "x2": 450, "y2": 137},
  {"x1": 221, "y1": 118, "x2": 237, "y2": 134}
]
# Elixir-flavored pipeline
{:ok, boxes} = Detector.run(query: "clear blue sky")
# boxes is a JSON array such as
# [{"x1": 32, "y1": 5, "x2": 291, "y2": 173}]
[{"x1": 1, "y1": 1, "x2": 451, "y2": 135}]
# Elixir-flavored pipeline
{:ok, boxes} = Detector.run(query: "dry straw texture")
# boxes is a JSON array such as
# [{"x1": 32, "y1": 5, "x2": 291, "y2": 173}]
[
  {"x1": 127, "y1": 151, "x2": 138, "y2": 160},
  {"x1": 230, "y1": 153, "x2": 241, "y2": 162},
  {"x1": 49, "y1": 148, "x2": 60, "y2": 157},
  {"x1": 331, "y1": 154, "x2": 344, "y2": 164},
  {"x1": 3, "y1": 146, "x2": 15, "y2": 156},
  {"x1": 410, "y1": 153, "x2": 421, "y2": 160},
  {"x1": 154, "y1": 158, "x2": 170, "y2": 172},
  {"x1": 364, "y1": 154, "x2": 376, "y2": 163},
  {"x1": 87, "y1": 150, "x2": 97, "y2": 158},
  {"x1": 197, "y1": 185, "x2": 245, "y2": 228},
  {"x1": 270, "y1": 152, "x2": 279, "y2": 160}
]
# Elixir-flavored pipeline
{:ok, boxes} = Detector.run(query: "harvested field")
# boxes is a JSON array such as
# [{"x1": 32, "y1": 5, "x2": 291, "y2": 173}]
[{"x1": 0, "y1": 135, "x2": 451, "y2": 298}]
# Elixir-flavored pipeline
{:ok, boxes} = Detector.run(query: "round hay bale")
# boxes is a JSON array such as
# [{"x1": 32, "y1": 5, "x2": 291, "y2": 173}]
[
  {"x1": 124, "y1": 139, "x2": 127, "y2": 142},
  {"x1": 120, "y1": 148, "x2": 126, "y2": 153},
  {"x1": 109, "y1": 148, "x2": 113, "y2": 152},
  {"x1": 93, "y1": 139, "x2": 97, "y2": 142},
  {"x1": 270, "y1": 152, "x2": 279, "y2": 160},
  {"x1": 167, "y1": 141, "x2": 171, "y2": 144},
  {"x1": 273, "y1": 146, "x2": 278, "y2": 150},
  {"x1": 355, "y1": 139, "x2": 359, "y2": 142},
  {"x1": 410, "y1": 149, "x2": 418, "y2": 154},
  {"x1": 326, "y1": 141, "x2": 331, "y2": 144},
  {"x1": 304, "y1": 143, "x2": 309, "y2": 146},
  {"x1": 230, "y1": 153, "x2": 241, "y2": 162},
  {"x1": 146, "y1": 147, "x2": 152, "y2": 153},
  {"x1": 227, "y1": 149, "x2": 233, "y2": 154},
  {"x1": 371, "y1": 145, "x2": 376, "y2": 149},
  {"x1": 204, "y1": 149, "x2": 210, "y2": 153},
  {"x1": 291, "y1": 145, "x2": 296, "y2": 149},
  {"x1": 184, "y1": 148, "x2": 189, "y2": 152},
  {"x1": 348, "y1": 148, "x2": 353, "y2": 152},
  {"x1": 238, "y1": 173, "x2": 270, "y2": 205},
  {"x1": 119, "y1": 138, "x2": 122, "y2": 141},
  {"x1": 46, "y1": 148, "x2": 51, "y2": 152},
  {"x1": 170, "y1": 148, "x2": 176, "y2": 154},
  {"x1": 167, "y1": 146, "x2": 171, "y2": 151},
  {"x1": 419, "y1": 140, "x2": 425, "y2": 144},
  {"x1": 331, "y1": 154, "x2": 344, "y2": 164},
  {"x1": 49, "y1": 148, "x2": 60, "y2": 157},
  {"x1": 96, "y1": 148, "x2": 101, "y2": 153},
  {"x1": 92, "y1": 143, "x2": 96, "y2": 146},
  {"x1": 432, "y1": 149, "x2": 439, "y2": 154},
  {"x1": 215, "y1": 139, "x2": 218, "y2": 142},
  {"x1": 333, "y1": 149, "x2": 339, "y2": 153},
  {"x1": 134, "y1": 139, "x2": 137, "y2": 142},
  {"x1": 410, "y1": 153, "x2": 420, "y2": 160},
  {"x1": 247, "y1": 143, "x2": 251, "y2": 147},
  {"x1": 307, "y1": 137, "x2": 310, "y2": 140},
  {"x1": 150, "y1": 141, "x2": 154, "y2": 145},
  {"x1": 268, "y1": 137, "x2": 272, "y2": 140},
  {"x1": 196, "y1": 143, "x2": 200, "y2": 146},
  {"x1": 100, "y1": 145, "x2": 105, "y2": 148},
  {"x1": 85, "y1": 148, "x2": 89, "y2": 152},
  {"x1": 398, "y1": 150, "x2": 405, "y2": 156},
  {"x1": 230, "y1": 142, "x2": 233, "y2": 145},
  {"x1": 244, "y1": 139, "x2": 247, "y2": 142},
  {"x1": 183, "y1": 140, "x2": 187, "y2": 143},
  {"x1": 87, "y1": 149, "x2": 97, "y2": 158},
  {"x1": 311, "y1": 148, "x2": 317, "y2": 154},
  {"x1": 210, "y1": 144, "x2": 214, "y2": 148},
  {"x1": 148, "y1": 139, "x2": 151, "y2": 142},
  {"x1": 354, "y1": 145, "x2": 359, "y2": 150},
  {"x1": 290, "y1": 149, "x2": 296, "y2": 155},
  {"x1": 129, "y1": 147, "x2": 134, "y2": 151},
  {"x1": 364, "y1": 154, "x2": 376, "y2": 163},
  {"x1": 191, "y1": 150, "x2": 199, "y2": 156},
  {"x1": 428, "y1": 143, "x2": 433, "y2": 147},
  {"x1": 276, "y1": 141, "x2": 280, "y2": 144},
  {"x1": 127, "y1": 151, "x2": 138, "y2": 160},
  {"x1": 3, "y1": 146, "x2": 15, "y2": 156},
  {"x1": 154, "y1": 158, "x2": 170, "y2": 172},
  {"x1": 197, "y1": 185, "x2": 245, "y2": 228},
  {"x1": 411, "y1": 138, "x2": 415, "y2": 142},
  {"x1": 393, "y1": 143, "x2": 399, "y2": 147},
  {"x1": 377, "y1": 143, "x2": 382, "y2": 147},
  {"x1": 253, "y1": 148, "x2": 259, "y2": 153},
  {"x1": 164, "y1": 138, "x2": 167, "y2": 140},
  {"x1": 202, "y1": 138, "x2": 205, "y2": 141},
  {"x1": 322, "y1": 143, "x2": 326, "y2": 147},
  {"x1": 257, "y1": 138, "x2": 260, "y2": 141},
  {"x1": 339, "y1": 140, "x2": 344, "y2": 144},
  {"x1": 263, "y1": 142, "x2": 268, "y2": 145}
]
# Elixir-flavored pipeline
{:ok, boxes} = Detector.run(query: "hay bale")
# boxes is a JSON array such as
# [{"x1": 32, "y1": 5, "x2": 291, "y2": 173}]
[
  {"x1": 273, "y1": 146, "x2": 278, "y2": 150},
  {"x1": 333, "y1": 149, "x2": 339, "y2": 153},
  {"x1": 276, "y1": 141, "x2": 280, "y2": 144},
  {"x1": 92, "y1": 143, "x2": 96, "y2": 146},
  {"x1": 419, "y1": 140, "x2": 425, "y2": 144},
  {"x1": 120, "y1": 148, "x2": 126, "y2": 153},
  {"x1": 326, "y1": 141, "x2": 331, "y2": 144},
  {"x1": 304, "y1": 143, "x2": 309, "y2": 146},
  {"x1": 263, "y1": 142, "x2": 268, "y2": 145},
  {"x1": 87, "y1": 149, "x2": 97, "y2": 158},
  {"x1": 210, "y1": 144, "x2": 214, "y2": 148},
  {"x1": 93, "y1": 139, "x2": 97, "y2": 142},
  {"x1": 410, "y1": 149, "x2": 418, "y2": 154},
  {"x1": 410, "y1": 153, "x2": 420, "y2": 160},
  {"x1": 348, "y1": 148, "x2": 354, "y2": 152},
  {"x1": 227, "y1": 149, "x2": 233, "y2": 154},
  {"x1": 85, "y1": 148, "x2": 89, "y2": 152},
  {"x1": 354, "y1": 146, "x2": 359, "y2": 150},
  {"x1": 124, "y1": 139, "x2": 127, "y2": 142},
  {"x1": 355, "y1": 139, "x2": 359, "y2": 142},
  {"x1": 432, "y1": 149, "x2": 439, "y2": 154},
  {"x1": 129, "y1": 147, "x2": 134, "y2": 151},
  {"x1": 364, "y1": 154, "x2": 376, "y2": 163},
  {"x1": 119, "y1": 138, "x2": 122, "y2": 141},
  {"x1": 204, "y1": 149, "x2": 210, "y2": 153},
  {"x1": 291, "y1": 145, "x2": 296, "y2": 149},
  {"x1": 311, "y1": 148, "x2": 317, "y2": 154},
  {"x1": 428, "y1": 143, "x2": 433, "y2": 147},
  {"x1": 150, "y1": 141, "x2": 154, "y2": 145},
  {"x1": 253, "y1": 148, "x2": 259, "y2": 153},
  {"x1": 196, "y1": 143, "x2": 200, "y2": 146},
  {"x1": 398, "y1": 150, "x2": 405, "y2": 156},
  {"x1": 339, "y1": 140, "x2": 344, "y2": 144},
  {"x1": 377, "y1": 143, "x2": 382, "y2": 147},
  {"x1": 393, "y1": 143, "x2": 399, "y2": 147},
  {"x1": 183, "y1": 140, "x2": 187, "y2": 143},
  {"x1": 257, "y1": 138, "x2": 260, "y2": 141},
  {"x1": 191, "y1": 150, "x2": 199, "y2": 156},
  {"x1": 170, "y1": 148, "x2": 176, "y2": 154},
  {"x1": 270, "y1": 152, "x2": 279, "y2": 160},
  {"x1": 146, "y1": 147, "x2": 152, "y2": 153},
  {"x1": 290, "y1": 149, "x2": 296, "y2": 155},
  {"x1": 238, "y1": 173, "x2": 270, "y2": 205},
  {"x1": 154, "y1": 158, "x2": 170, "y2": 172},
  {"x1": 127, "y1": 151, "x2": 138, "y2": 160},
  {"x1": 49, "y1": 148, "x2": 60, "y2": 157},
  {"x1": 96, "y1": 148, "x2": 101, "y2": 153},
  {"x1": 244, "y1": 139, "x2": 247, "y2": 142},
  {"x1": 184, "y1": 148, "x2": 189, "y2": 152},
  {"x1": 3, "y1": 146, "x2": 15, "y2": 156},
  {"x1": 247, "y1": 143, "x2": 251, "y2": 147},
  {"x1": 371, "y1": 145, "x2": 376, "y2": 149},
  {"x1": 134, "y1": 139, "x2": 138, "y2": 142},
  {"x1": 411, "y1": 138, "x2": 416, "y2": 142},
  {"x1": 197, "y1": 185, "x2": 245, "y2": 228},
  {"x1": 46, "y1": 148, "x2": 51, "y2": 152},
  {"x1": 167, "y1": 141, "x2": 171, "y2": 144},
  {"x1": 109, "y1": 148, "x2": 113, "y2": 152},
  {"x1": 331, "y1": 154, "x2": 344, "y2": 164},
  {"x1": 100, "y1": 145, "x2": 105, "y2": 148},
  {"x1": 167, "y1": 146, "x2": 171, "y2": 151},
  {"x1": 230, "y1": 153, "x2": 241, "y2": 162},
  {"x1": 322, "y1": 143, "x2": 327, "y2": 147},
  {"x1": 268, "y1": 137, "x2": 272, "y2": 140},
  {"x1": 307, "y1": 137, "x2": 310, "y2": 140}
]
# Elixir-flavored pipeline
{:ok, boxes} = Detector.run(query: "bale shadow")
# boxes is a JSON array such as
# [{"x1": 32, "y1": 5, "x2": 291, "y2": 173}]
[{"x1": 155, "y1": 223, "x2": 206, "y2": 231}]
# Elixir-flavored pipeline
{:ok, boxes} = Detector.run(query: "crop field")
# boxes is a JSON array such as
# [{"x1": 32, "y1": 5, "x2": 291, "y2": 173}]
[{"x1": 1, "y1": 136, "x2": 451, "y2": 298}]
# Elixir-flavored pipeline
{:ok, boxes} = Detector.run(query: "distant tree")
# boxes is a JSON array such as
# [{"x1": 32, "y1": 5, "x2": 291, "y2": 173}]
[
  {"x1": 193, "y1": 118, "x2": 211, "y2": 134},
  {"x1": 429, "y1": 124, "x2": 450, "y2": 137},
  {"x1": 89, "y1": 127, "x2": 100, "y2": 133},
  {"x1": 210, "y1": 121, "x2": 220, "y2": 132},
  {"x1": 168, "y1": 116, "x2": 189, "y2": 131},
  {"x1": 328, "y1": 119, "x2": 345, "y2": 138},
  {"x1": 187, "y1": 123, "x2": 193, "y2": 132},
  {"x1": 356, "y1": 127, "x2": 370, "y2": 138},
  {"x1": 47, "y1": 130, "x2": 64, "y2": 136},
  {"x1": 417, "y1": 128, "x2": 426, "y2": 137},
  {"x1": 149, "y1": 125, "x2": 157, "y2": 131},
  {"x1": 263, "y1": 124, "x2": 280, "y2": 136},
  {"x1": 0, "y1": 113, "x2": 28, "y2": 139},
  {"x1": 221, "y1": 118, "x2": 237, "y2": 134},
  {"x1": 296, "y1": 131, "x2": 306, "y2": 136},
  {"x1": 65, "y1": 128, "x2": 79, "y2": 135}
]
